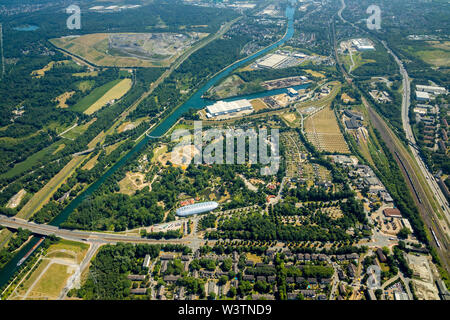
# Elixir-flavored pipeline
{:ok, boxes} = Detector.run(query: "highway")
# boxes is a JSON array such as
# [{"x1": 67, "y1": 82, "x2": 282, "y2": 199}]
[
  {"x1": 0, "y1": 215, "x2": 187, "y2": 245},
  {"x1": 334, "y1": 0, "x2": 449, "y2": 272},
  {"x1": 382, "y1": 40, "x2": 450, "y2": 231}
]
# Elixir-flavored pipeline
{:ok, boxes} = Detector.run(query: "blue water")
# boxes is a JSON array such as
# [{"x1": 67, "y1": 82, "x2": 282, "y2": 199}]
[
  {"x1": 13, "y1": 25, "x2": 40, "y2": 31},
  {"x1": 0, "y1": 4, "x2": 297, "y2": 289}
]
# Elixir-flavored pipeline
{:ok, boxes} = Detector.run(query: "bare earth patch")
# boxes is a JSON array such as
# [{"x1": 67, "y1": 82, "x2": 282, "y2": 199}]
[
  {"x1": 6, "y1": 189, "x2": 27, "y2": 209},
  {"x1": 55, "y1": 91, "x2": 75, "y2": 108},
  {"x1": 118, "y1": 172, "x2": 152, "y2": 195}
]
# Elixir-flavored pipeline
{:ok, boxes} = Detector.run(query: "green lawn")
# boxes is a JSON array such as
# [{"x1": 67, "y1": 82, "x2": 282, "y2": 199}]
[{"x1": 71, "y1": 79, "x2": 122, "y2": 113}]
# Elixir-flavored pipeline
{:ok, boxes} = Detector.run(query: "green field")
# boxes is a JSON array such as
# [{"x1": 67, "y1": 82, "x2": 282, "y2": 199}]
[
  {"x1": 341, "y1": 52, "x2": 375, "y2": 73},
  {"x1": 0, "y1": 140, "x2": 66, "y2": 180},
  {"x1": 399, "y1": 41, "x2": 450, "y2": 67},
  {"x1": 71, "y1": 79, "x2": 122, "y2": 113}
]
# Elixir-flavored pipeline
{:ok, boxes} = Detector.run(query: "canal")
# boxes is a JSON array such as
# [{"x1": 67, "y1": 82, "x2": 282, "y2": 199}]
[{"x1": 0, "y1": 3, "x2": 297, "y2": 289}]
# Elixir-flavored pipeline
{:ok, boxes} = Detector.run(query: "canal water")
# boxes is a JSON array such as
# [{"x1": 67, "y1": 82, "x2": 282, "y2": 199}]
[{"x1": 0, "y1": 3, "x2": 297, "y2": 289}]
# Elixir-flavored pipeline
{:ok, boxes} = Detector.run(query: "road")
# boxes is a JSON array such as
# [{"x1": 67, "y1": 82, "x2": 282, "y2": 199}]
[
  {"x1": 0, "y1": 215, "x2": 188, "y2": 245},
  {"x1": 58, "y1": 242, "x2": 101, "y2": 300},
  {"x1": 334, "y1": 0, "x2": 450, "y2": 273},
  {"x1": 58, "y1": 119, "x2": 78, "y2": 138},
  {"x1": 367, "y1": 90, "x2": 450, "y2": 272},
  {"x1": 382, "y1": 40, "x2": 450, "y2": 230}
]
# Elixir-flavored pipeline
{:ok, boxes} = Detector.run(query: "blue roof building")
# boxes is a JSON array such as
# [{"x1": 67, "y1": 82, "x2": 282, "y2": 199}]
[{"x1": 176, "y1": 201, "x2": 219, "y2": 217}]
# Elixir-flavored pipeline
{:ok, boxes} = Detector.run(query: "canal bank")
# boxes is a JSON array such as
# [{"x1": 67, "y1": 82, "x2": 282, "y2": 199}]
[{"x1": 0, "y1": 3, "x2": 297, "y2": 290}]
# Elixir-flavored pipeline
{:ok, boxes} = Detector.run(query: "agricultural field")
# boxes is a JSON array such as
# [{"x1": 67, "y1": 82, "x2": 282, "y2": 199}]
[
  {"x1": 30, "y1": 60, "x2": 71, "y2": 79},
  {"x1": 71, "y1": 79, "x2": 124, "y2": 114},
  {"x1": 304, "y1": 69, "x2": 326, "y2": 78},
  {"x1": 0, "y1": 140, "x2": 67, "y2": 180},
  {"x1": 61, "y1": 118, "x2": 97, "y2": 141},
  {"x1": 73, "y1": 71, "x2": 99, "y2": 78},
  {"x1": 105, "y1": 140, "x2": 126, "y2": 155},
  {"x1": 81, "y1": 154, "x2": 100, "y2": 171},
  {"x1": 77, "y1": 80, "x2": 95, "y2": 93},
  {"x1": 83, "y1": 78, "x2": 132, "y2": 115},
  {"x1": 50, "y1": 32, "x2": 208, "y2": 68},
  {"x1": 304, "y1": 106, "x2": 350, "y2": 154},
  {"x1": 397, "y1": 41, "x2": 450, "y2": 68}
]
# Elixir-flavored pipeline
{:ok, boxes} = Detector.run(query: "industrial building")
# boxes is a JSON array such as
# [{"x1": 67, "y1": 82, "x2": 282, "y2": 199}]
[
  {"x1": 351, "y1": 38, "x2": 375, "y2": 51},
  {"x1": 287, "y1": 88, "x2": 298, "y2": 97},
  {"x1": 344, "y1": 110, "x2": 364, "y2": 121},
  {"x1": 176, "y1": 201, "x2": 219, "y2": 217},
  {"x1": 257, "y1": 53, "x2": 289, "y2": 69},
  {"x1": 206, "y1": 99, "x2": 253, "y2": 118},
  {"x1": 383, "y1": 208, "x2": 403, "y2": 218}
]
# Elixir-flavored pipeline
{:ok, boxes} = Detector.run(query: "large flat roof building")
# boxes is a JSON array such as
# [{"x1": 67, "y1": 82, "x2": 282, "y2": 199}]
[
  {"x1": 383, "y1": 208, "x2": 402, "y2": 218},
  {"x1": 176, "y1": 201, "x2": 219, "y2": 217},
  {"x1": 257, "y1": 54, "x2": 289, "y2": 69},
  {"x1": 351, "y1": 38, "x2": 375, "y2": 51},
  {"x1": 206, "y1": 99, "x2": 253, "y2": 117}
]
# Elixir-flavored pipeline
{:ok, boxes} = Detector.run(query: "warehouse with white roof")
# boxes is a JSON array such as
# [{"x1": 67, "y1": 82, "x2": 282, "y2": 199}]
[{"x1": 206, "y1": 99, "x2": 253, "y2": 118}]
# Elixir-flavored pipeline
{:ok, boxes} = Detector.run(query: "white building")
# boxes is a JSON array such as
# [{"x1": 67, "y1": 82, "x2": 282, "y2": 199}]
[
  {"x1": 287, "y1": 88, "x2": 298, "y2": 97},
  {"x1": 402, "y1": 218, "x2": 413, "y2": 233},
  {"x1": 416, "y1": 85, "x2": 447, "y2": 95},
  {"x1": 143, "y1": 254, "x2": 151, "y2": 268},
  {"x1": 351, "y1": 38, "x2": 375, "y2": 51},
  {"x1": 206, "y1": 99, "x2": 253, "y2": 117},
  {"x1": 416, "y1": 91, "x2": 430, "y2": 101},
  {"x1": 257, "y1": 54, "x2": 289, "y2": 69},
  {"x1": 413, "y1": 107, "x2": 428, "y2": 115}
]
